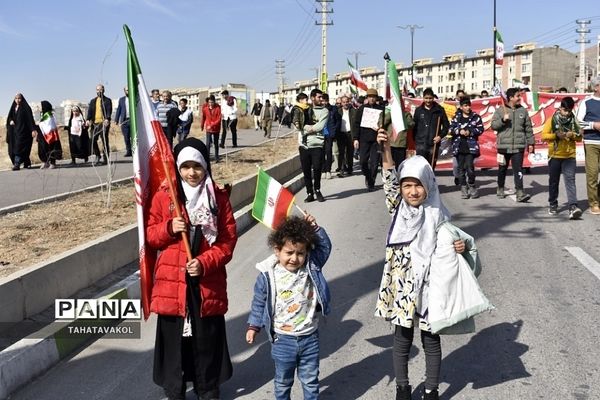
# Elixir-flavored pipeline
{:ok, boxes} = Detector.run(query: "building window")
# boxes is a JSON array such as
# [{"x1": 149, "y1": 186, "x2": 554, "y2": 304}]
[
  {"x1": 425, "y1": 76, "x2": 433, "y2": 84},
  {"x1": 483, "y1": 59, "x2": 491, "y2": 65},
  {"x1": 522, "y1": 64, "x2": 530, "y2": 73},
  {"x1": 522, "y1": 53, "x2": 530, "y2": 61},
  {"x1": 438, "y1": 86, "x2": 444, "y2": 94},
  {"x1": 471, "y1": 70, "x2": 477, "y2": 79},
  {"x1": 449, "y1": 73, "x2": 456, "y2": 81},
  {"x1": 471, "y1": 82, "x2": 478, "y2": 90},
  {"x1": 483, "y1": 80, "x2": 491, "y2": 88},
  {"x1": 472, "y1": 60, "x2": 477, "y2": 67},
  {"x1": 439, "y1": 75, "x2": 444, "y2": 82}
]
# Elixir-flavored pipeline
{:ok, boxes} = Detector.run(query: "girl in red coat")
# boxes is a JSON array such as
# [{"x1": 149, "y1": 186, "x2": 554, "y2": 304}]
[{"x1": 146, "y1": 137, "x2": 237, "y2": 400}]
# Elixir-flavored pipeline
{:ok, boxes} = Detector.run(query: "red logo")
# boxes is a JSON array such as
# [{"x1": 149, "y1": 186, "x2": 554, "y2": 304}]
[{"x1": 268, "y1": 197, "x2": 274, "y2": 207}]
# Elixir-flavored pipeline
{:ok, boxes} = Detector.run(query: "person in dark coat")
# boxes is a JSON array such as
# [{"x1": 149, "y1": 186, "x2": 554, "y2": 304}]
[
  {"x1": 412, "y1": 88, "x2": 449, "y2": 168},
  {"x1": 6, "y1": 93, "x2": 36, "y2": 171},
  {"x1": 65, "y1": 105, "x2": 90, "y2": 164},
  {"x1": 36, "y1": 100, "x2": 63, "y2": 169},
  {"x1": 146, "y1": 138, "x2": 237, "y2": 400},
  {"x1": 86, "y1": 84, "x2": 112, "y2": 165},
  {"x1": 114, "y1": 87, "x2": 132, "y2": 157},
  {"x1": 353, "y1": 88, "x2": 384, "y2": 191}
]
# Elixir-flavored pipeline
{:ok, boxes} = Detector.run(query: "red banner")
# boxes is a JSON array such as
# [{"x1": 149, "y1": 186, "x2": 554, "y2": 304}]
[{"x1": 403, "y1": 93, "x2": 590, "y2": 169}]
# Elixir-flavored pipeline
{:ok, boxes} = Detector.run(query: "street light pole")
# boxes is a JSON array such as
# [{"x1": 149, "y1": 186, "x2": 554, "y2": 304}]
[{"x1": 398, "y1": 24, "x2": 423, "y2": 92}]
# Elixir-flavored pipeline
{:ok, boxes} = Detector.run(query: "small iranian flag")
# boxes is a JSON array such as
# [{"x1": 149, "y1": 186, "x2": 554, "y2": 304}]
[
  {"x1": 124, "y1": 25, "x2": 180, "y2": 320},
  {"x1": 348, "y1": 59, "x2": 368, "y2": 91},
  {"x1": 386, "y1": 57, "x2": 407, "y2": 141},
  {"x1": 495, "y1": 30, "x2": 504, "y2": 65},
  {"x1": 252, "y1": 169, "x2": 295, "y2": 229},
  {"x1": 522, "y1": 91, "x2": 539, "y2": 111},
  {"x1": 39, "y1": 112, "x2": 60, "y2": 144}
]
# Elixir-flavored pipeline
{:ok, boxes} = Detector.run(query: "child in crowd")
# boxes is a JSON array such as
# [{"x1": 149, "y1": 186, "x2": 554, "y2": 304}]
[
  {"x1": 541, "y1": 96, "x2": 583, "y2": 219},
  {"x1": 449, "y1": 97, "x2": 484, "y2": 199},
  {"x1": 146, "y1": 137, "x2": 237, "y2": 400},
  {"x1": 291, "y1": 92, "x2": 315, "y2": 147},
  {"x1": 246, "y1": 214, "x2": 331, "y2": 400}
]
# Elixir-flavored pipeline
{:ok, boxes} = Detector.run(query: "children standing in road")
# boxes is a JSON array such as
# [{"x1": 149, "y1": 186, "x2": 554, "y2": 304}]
[
  {"x1": 449, "y1": 97, "x2": 484, "y2": 199},
  {"x1": 146, "y1": 138, "x2": 237, "y2": 400},
  {"x1": 246, "y1": 214, "x2": 331, "y2": 400},
  {"x1": 541, "y1": 96, "x2": 583, "y2": 219}
]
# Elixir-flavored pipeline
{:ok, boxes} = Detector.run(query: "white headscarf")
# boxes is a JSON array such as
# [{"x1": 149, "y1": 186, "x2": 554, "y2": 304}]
[
  {"x1": 176, "y1": 147, "x2": 218, "y2": 246},
  {"x1": 387, "y1": 156, "x2": 451, "y2": 313}
]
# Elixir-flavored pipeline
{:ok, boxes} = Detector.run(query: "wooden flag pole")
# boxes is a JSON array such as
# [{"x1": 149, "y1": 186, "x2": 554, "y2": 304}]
[
  {"x1": 162, "y1": 159, "x2": 193, "y2": 261},
  {"x1": 431, "y1": 116, "x2": 441, "y2": 166}
]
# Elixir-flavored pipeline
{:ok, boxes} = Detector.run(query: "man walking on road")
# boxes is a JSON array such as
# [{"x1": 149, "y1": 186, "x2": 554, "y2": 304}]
[
  {"x1": 86, "y1": 84, "x2": 112, "y2": 165},
  {"x1": 577, "y1": 76, "x2": 600, "y2": 214},
  {"x1": 353, "y1": 88, "x2": 384, "y2": 191},
  {"x1": 412, "y1": 88, "x2": 449, "y2": 168},
  {"x1": 250, "y1": 99, "x2": 262, "y2": 131},
  {"x1": 220, "y1": 90, "x2": 238, "y2": 148},
  {"x1": 114, "y1": 87, "x2": 131, "y2": 157},
  {"x1": 491, "y1": 87, "x2": 535, "y2": 202},
  {"x1": 338, "y1": 95, "x2": 356, "y2": 176},
  {"x1": 156, "y1": 90, "x2": 178, "y2": 148},
  {"x1": 322, "y1": 93, "x2": 341, "y2": 180}
]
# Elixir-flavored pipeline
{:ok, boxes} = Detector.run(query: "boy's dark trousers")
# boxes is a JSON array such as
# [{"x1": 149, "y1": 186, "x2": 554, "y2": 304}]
[
  {"x1": 220, "y1": 118, "x2": 238, "y2": 147},
  {"x1": 416, "y1": 144, "x2": 440, "y2": 169},
  {"x1": 391, "y1": 146, "x2": 407, "y2": 170},
  {"x1": 206, "y1": 132, "x2": 220, "y2": 160},
  {"x1": 323, "y1": 135, "x2": 335, "y2": 173},
  {"x1": 497, "y1": 151, "x2": 524, "y2": 190},
  {"x1": 359, "y1": 139, "x2": 379, "y2": 188},
  {"x1": 456, "y1": 153, "x2": 475, "y2": 185},
  {"x1": 299, "y1": 146, "x2": 323, "y2": 194}
]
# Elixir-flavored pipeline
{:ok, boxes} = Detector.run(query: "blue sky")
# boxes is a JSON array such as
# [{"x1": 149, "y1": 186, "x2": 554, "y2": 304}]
[{"x1": 1, "y1": 0, "x2": 599, "y2": 114}]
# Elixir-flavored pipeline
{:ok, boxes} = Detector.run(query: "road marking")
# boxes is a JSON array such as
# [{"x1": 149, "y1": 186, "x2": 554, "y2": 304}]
[{"x1": 565, "y1": 246, "x2": 600, "y2": 280}]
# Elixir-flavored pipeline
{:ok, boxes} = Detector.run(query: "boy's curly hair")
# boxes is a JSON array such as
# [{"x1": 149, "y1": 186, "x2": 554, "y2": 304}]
[{"x1": 268, "y1": 216, "x2": 317, "y2": 250}]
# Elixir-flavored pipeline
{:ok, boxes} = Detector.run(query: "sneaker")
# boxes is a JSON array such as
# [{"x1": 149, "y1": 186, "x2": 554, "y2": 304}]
[
  {"x1": 304, "y1": 193, "x2": 315, "y2": 203},
  {"x1": 569, "y1": 206, "x2": 582, "y2": 220},
  {"x1": 49, "y1": 164, "x2": 56, "y2": 169},
  {"x1": 11, "y1": 165, "x2": 20, "y2": 171},
  {"x1": 423, "y1": 389, "x2": 439, "y2": 400},
  {"x1": 468, "y1": 185, "x2": 479, "y2": 199},
  {"x1": 590, "y1": 205, "x2": 600, "y2": 215},
  {"x1": 496, "y1": 187, "x2": 506, "y2": 198},
  {"x1": 325, "y1": 172, "x2": 332, "y2": 180},
  {"x1": 516, "y1": 190, "x2": 531, "y2": 202},
  {"x1": 395, "y1": 384, "x2": 412, "y2": 400},
  {"x1": 548, "y1": 205, "x2": 558, "y2": 215},
  {"x1": 315, "y1": 191, "x2": 325, "y2": 202},
  {"x1": 460, "y1": 186, "x2": 469, "y2": 199}
]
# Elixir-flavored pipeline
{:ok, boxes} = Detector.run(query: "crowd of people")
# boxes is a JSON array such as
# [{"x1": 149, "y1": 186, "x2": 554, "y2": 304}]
[{"x1": 5, "y1": 85, "x2": 194, "y2": 170}]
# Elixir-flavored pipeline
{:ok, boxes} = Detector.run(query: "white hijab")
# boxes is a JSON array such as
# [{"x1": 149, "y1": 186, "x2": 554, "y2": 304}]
[
  {"x1": 176, "y1": 147, "x2": 218, "y2": 246},
  {"x1": 387, "y1": 156, "x2": 451, "y2": 312}
]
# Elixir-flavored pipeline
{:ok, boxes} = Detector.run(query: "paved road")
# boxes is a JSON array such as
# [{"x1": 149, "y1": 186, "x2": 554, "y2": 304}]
[
  {"x1": 0, "y1": 126, "x2": 290, "y2": 209},
  {"x1": 11, "y1": 165, "x2": 600, "y2": 399}
]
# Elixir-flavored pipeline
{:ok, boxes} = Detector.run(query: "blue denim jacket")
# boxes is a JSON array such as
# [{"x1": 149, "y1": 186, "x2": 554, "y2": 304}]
[{"x1": 247, "y1": 227, "x2": 332, "y2": 342}]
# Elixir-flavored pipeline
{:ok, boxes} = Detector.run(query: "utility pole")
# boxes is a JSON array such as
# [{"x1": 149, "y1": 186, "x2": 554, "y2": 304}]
[
  {"x1": 576, "y1": 19, "x2": 591, "y2": 93},
  {"x1": 346, "y1": 51, "x2": 366, "y2": 70},
  {"x1": 309, "y1": 67, "x2": 320, "y2": 86},
  {"x1": 315, "y1": 0, "x2": 333, "y2": 93},
  {"x1": 493, "y1": 0, "x2": 497, "y2": 87},
  {"x1": 275, "y1": 59, "x2": 285, "y2": 104},
  {"x1": 398, "y1": 24, "x2": 423, "y2": 92}
]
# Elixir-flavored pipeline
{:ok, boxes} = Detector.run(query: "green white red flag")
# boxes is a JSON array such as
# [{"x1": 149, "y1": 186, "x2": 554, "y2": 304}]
[
  {"x1": 495, "y1": 30, "x2": 504, "y2": 65},
  {"x1": 348, "y1": 59, "x2": 368, "y2": 92},
  {"x1": 522, "y1": 91, "x2": 540, "y2": 111},
  {"x1": 252, "y1": 169, "x2": 295, "y2": 230},
  {"x1": 38, "y1": 112, "x2": 60, "y2": 144},
  {"x1": 385, "y1": 58, "x2": 407, "y2": 142},
  {"x1": 124, "y1": 25, "x2": 179, "y2": 320}
]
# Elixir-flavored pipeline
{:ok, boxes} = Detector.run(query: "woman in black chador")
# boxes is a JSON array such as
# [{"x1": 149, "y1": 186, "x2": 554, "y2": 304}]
[
  {"x1": 6, "y1": 93, "x2": 35, "y2": 171},
  {"x1": 36, "y1": 100, "x2": 63, "y2": 169}
]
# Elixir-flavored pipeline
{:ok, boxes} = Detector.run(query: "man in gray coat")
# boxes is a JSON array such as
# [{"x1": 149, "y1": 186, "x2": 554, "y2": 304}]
[{"x1": 491, "y1": 87, "x2": 535, "y2": 202}]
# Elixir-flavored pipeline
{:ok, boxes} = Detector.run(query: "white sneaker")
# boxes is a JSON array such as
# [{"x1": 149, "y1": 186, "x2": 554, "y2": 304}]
[{"x1": 325, "y1": 172, "x2": 332, "y2": 180}]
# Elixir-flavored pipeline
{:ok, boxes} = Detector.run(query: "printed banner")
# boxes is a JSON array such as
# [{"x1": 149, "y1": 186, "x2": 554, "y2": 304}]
[{"x1": 403, "y1": 93, "x2": 590, "y2": 169}]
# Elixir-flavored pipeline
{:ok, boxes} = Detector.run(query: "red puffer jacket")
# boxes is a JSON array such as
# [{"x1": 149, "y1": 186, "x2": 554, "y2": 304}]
[{"x1": 145, "y1": 184, "x2": 237, "y2": 317}]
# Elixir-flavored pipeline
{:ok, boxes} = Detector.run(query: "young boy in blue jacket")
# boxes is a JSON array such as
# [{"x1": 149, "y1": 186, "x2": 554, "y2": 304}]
[{"x1": 246, "y1": 214, "x2": 331, "y2": 400}]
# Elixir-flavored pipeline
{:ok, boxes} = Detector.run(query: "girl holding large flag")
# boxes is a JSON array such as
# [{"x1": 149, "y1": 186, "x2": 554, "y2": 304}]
[
  {"x1": 36, "y1": 101, "x2": 63, "y2": 169},
  {"x1": 146, "y1": 137, "x2": 237, "y2": 400}
]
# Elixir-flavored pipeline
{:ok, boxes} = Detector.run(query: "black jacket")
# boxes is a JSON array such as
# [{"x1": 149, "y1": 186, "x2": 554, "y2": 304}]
[
  {"x1": 324, "y1": 104, "x2": 341, "y2": 139},
  {"x1": 87, "y1": 95, "x2": 113, "y2": 122},
  {"x1": 412, "y1": 102, "x2": 449, "y2": 148},
  {"x1": 352, "y1": 104, "x2": 384, "y2": 143}
]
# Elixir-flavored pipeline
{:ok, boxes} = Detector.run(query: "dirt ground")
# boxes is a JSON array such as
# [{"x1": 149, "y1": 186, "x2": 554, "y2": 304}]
[{"x1": 0, "y1": 132, "x2": 298, "y2": 278}]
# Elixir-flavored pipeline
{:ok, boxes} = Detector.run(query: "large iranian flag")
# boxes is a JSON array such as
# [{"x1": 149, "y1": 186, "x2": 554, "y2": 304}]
[
  {"x1": 495, "y1": 30, "x2": 504, "y2": 65},
  {"x1": 124, "y1": 25, "x2": 179, "y2": 320},
  {"x1": 386, "y1": 58, "x2": 407, "y2": 142},
  {"x1": 252, "y1": 169, "x2": 295, "y2": 230},
  {"x1": 347, "y1": 59, "x2": 368, "y2": 92}
]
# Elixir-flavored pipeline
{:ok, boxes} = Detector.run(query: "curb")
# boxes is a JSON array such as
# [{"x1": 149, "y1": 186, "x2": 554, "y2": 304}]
[{"x1": 0, "y1": 172, "x2": 304, "y2": 400}]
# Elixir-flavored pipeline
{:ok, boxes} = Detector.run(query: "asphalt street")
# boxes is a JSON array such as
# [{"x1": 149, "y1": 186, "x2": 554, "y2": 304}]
[
  {"x1": 9, "y1": 164, "x2": 600, "y2": 399},
  {"x1": 0, "y1": 126, "x2": 286, "y2": 209}
]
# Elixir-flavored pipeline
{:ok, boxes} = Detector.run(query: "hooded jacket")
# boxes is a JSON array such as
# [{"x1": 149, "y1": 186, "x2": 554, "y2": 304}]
[
  {"x1": 247, "y1": 227, "x2": 332, "y2": 342},
  {"x1": 449, "y1": 110, "x2": 484, "y2": 156}
]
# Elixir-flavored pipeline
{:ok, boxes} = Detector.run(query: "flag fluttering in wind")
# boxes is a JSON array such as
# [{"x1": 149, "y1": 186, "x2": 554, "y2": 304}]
[
  {"x1": 252, "y1": 169, "x2": 295, "y2": 230},
  {"x1": 491, "y1": 82, "x2": 507, "y2": 103},
  {"x1": 38, "y1": 112, "x2": 60, "y2": 145},
  {"x1": 347, "y1": 59, "x2": 368, "y2": 92},
  {"x1": 385, "y1": 57, "x2": 407, "y2": 142},
  {"x1": 522, "y1": 91, "x2": 540, "y2": 111},
  {"x1": 124, "y1": 24, "x2": 190, "y2": 320},
  {"x1": 495, "y1": 30, "x2": 504, "y2": 66}
]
